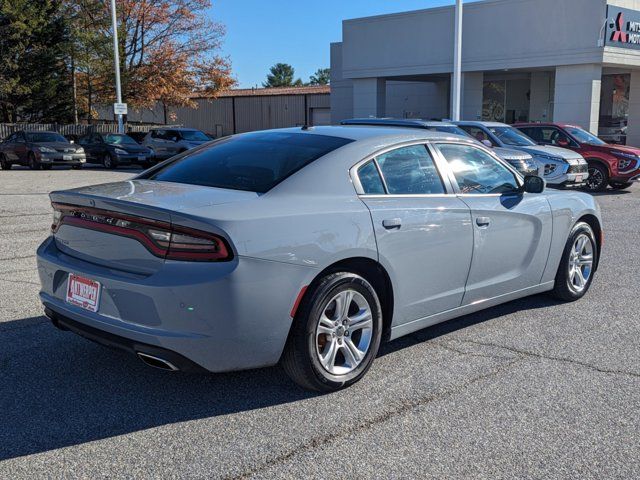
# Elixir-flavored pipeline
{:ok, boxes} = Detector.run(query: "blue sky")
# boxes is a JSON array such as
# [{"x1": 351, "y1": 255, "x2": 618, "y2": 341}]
[{"x1": 211, "y1": 1, "x2": 468, "y2": 88}]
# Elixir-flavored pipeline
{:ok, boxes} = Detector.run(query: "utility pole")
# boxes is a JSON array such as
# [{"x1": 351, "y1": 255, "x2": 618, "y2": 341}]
[
  {"x1": 451, "y1": 0, "x2": 463, "y2": 121},
  {"x1": 110, "y1": 0, "x2": 124, "y2": 133}
]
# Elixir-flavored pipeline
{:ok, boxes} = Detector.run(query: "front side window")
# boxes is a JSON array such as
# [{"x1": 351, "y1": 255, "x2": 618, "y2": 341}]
[
  {"x1": 357, "y1": 161, "x2": 385, "y2": 194},
  {"x1": 488, "y1": 127, "x2": 536, "y2": 147},
  {"x1": 145, "y1": 131, "x2": 353, "y2": 193},
  {"x1": 438, "y1": 144, "x2": 519, "y2": 194},
  {"x1": 376, "y1": 145, "x2": 445, "y2": 195},
  {"x1": 564, "y1": 126, "x2": 606, "y2": 146},
  {"x1": 459, "y1": 126, "x2": 493, "y2": 145}
]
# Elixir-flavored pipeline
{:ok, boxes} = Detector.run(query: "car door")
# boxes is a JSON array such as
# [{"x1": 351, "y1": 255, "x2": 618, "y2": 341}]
[
  {"x1": 78, "y1": 135, "x2": 95, "y2": 161},
  {"x1": 434, "y1": 143, "x2": 553, "y2": 304},
  {"x1": 2, "y1": 134, "x2": 19, "y2": 162},
  {"x1": 355, "y1": 143, "x2": 474, "y2": 325},
  {"x1": 14, "y1": 132, "x2": 29, "y2": 164}
]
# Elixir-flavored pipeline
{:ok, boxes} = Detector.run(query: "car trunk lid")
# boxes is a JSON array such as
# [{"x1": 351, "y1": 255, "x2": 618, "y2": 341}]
[{"x1": 50, "y1": 180, "x2": 257, "y2": 274}]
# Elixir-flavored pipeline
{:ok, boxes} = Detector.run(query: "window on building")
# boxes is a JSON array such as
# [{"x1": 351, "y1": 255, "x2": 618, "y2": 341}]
[{"x1": 598, "y1": 73, "x2": 629, "y2": 145}]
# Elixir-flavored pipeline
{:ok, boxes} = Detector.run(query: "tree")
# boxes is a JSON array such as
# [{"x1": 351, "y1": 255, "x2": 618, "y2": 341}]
[
  {"x1": 67, "y1": 0, "x2": 235, "y2": 117},
  {"x1": 309, "y1": 68, "x2": 330, "y2": 86},
  {"x1": 263, "y1": 63, "x2": 302, "y2": 88},
  {"x1": 0, "y1": 0, "x2": 75, "y2": 122}
]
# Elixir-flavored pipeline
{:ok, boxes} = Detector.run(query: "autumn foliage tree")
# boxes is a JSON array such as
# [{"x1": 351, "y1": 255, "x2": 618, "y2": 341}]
[{"x1": 69, "y1": 0, "x2": 235, "y2": 121}]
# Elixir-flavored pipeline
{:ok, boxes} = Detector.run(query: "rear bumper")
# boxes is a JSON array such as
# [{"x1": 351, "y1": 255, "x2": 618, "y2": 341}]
[
  {"x1": 36, "y1": 236, "x2": 314, "y2": 372},
  {"x1": 114, "y1": 153, "x2": 150, "y2": 165},
  {"x1": 45, "y1": 308, "x2": 206, "y2": 372},
  {"x1": 40, "y1": 153, "x2": 86, "y2": 165}
]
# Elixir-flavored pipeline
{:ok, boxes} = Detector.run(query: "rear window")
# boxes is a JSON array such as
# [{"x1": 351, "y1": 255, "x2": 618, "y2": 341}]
[{"x1": 145, "y1": 132, "x2": 353, "y2": 193}]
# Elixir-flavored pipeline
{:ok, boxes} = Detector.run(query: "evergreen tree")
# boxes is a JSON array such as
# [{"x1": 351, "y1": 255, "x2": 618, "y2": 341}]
[{"x1": 0, "y1": 0, "x2": 74, "y2": 122}]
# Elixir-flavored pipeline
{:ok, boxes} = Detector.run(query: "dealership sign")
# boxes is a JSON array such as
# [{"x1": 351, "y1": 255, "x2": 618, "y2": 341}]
[{"x1": 606, "y1": 5, "x2": 640, "y2": 50}]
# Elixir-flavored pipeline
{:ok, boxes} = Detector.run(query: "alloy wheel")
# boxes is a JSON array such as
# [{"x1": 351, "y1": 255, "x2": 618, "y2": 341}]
[
  {"x1": 567, "y1": 233, "x2": 594, "y2": 293},
  {"x1": 315, "y1": 289, "x2": 373, "y2": 376},
  {"x1": 586, "y1": 167, "x2": 605, "y2": 191},
  {"x1": 103, "y1": 154, "x2": 112, "y2": 169}
]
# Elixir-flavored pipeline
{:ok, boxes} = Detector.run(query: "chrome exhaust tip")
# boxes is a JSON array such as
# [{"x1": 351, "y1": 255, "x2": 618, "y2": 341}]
[{"x1": 136, "y1": 352, "x2": 179, "y2": 371}]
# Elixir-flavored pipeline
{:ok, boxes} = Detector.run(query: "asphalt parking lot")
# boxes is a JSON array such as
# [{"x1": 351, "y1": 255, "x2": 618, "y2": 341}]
[{"x1": 0, "y1": 166, "x2": 638, "y2": 479}]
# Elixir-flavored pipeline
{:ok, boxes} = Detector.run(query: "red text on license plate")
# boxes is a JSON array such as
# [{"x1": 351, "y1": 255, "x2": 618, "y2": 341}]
[{"x1": 66, "y1": 274, "x2": 101, "y2": 312}]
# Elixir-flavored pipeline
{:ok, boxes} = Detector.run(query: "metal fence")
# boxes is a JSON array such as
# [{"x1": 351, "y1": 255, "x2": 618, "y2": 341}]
[{"x1": 0, "y1": 123, "x2": 182, "y2": 140}]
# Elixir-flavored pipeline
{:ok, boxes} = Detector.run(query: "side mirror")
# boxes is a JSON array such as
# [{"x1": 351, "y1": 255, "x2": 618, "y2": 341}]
[
  {"x1": 557, "y1": 138, "x2": 570, "y2": 147},
  {"x1": 523, "y1": 175, "x2": 545, "y2": 194},
  {"x1": 481, "y1": 139, "x2": 493, "y2": 148}
]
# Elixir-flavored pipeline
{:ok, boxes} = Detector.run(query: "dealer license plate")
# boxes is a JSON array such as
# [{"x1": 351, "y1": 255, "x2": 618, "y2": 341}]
[
  {"x1": 138, "y1": 155, "x2": 146, "y2": 162},
  {"x1": 575, "y1": 175, "x2": 583, "y2": 183},
  {"x1": 66, "y1": 273, "x2": 101, "y2": 312},
  {"x1": 63, "y1": 155, "x2": 72, "y2": 161}
]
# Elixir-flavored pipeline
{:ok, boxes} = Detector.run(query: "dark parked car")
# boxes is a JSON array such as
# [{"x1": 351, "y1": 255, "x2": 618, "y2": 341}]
[
  {"x1": 78, "y1": 133, "x2": 153, "y2": 169},
  {"x1": 0, "y1": 131, "x2": 86, "y2": 170}
]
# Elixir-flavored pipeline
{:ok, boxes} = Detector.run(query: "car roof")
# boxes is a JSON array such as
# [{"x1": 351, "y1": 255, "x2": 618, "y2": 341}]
[
  {"x1": 23, "y1": 130, "x2": 60, "y2": 134},
  {"x1": 341, "y1": 118, "x2": 458, "y2": 128},
  {"x1": 249, "y1": 125, "x2": 470, "y2": 143},
  {"x1": 456, "y1": 121, "x2": 509, "y2": 128},
  {"x1": 515, "y1": 122, "x2": 582, "y2": 129}
]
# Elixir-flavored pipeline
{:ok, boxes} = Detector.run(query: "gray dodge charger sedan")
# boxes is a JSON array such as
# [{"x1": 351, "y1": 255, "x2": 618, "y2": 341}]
[{"x1": 37, "y1": 126, "x2": 602, "y2": 391}]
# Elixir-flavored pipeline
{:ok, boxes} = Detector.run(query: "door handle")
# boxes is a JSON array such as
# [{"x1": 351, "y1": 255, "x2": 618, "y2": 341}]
[
  {"x1": 476, "y1": 216, "x2": 491, "y2": 227},
  {"x1": 382, "y1": 218, "x2": 402, "y2": 230}
]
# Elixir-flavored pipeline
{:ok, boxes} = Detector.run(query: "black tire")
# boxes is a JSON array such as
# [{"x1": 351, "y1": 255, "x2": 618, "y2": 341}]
[
  {"x1": 102, "y1": 153, "x2": 116, "y2": 169},
  {"x1": 41, "y1": 164, "x2": 52, "y2": 170},
  {"x1": 584, "y1": 163, "x2": 608, "y2": 192},
  {"x1": 0, "y1": 155, "x2": 11, "y2": 170},
  {"x1": 71, "y1": 165, "x2": 82, "y2": 170},
  {"x1": 551, "y1": 222, "x2": 597, "y2": 302},
  {"x1": 281, "y1": 272, "x2": 383, "y2": 392},
  {"x1": 28, "y1": 153, "x2": 41, "y2": 170},
  {"x1": 609, "y1": 181, "x2": 633, "y2": 190}
]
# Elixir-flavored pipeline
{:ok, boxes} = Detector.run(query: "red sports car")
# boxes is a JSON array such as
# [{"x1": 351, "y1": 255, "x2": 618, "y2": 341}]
[{"x1": 516, "y1": 123, "x2": 640, "y2": 192}]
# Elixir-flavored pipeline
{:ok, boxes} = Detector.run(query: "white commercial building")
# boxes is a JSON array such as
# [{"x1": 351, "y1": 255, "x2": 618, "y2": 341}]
[{"x1": 331, "y1": 0, "x2": 640, "y2": 145}]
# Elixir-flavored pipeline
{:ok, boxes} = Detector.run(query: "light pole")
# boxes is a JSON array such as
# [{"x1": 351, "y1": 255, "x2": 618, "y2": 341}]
[
  {"x1": 109, "y1": 0, "x2": 124, "y2": 133},
  {"x1": 451, "y1": 0, "x2": 463, "y2": 121}
]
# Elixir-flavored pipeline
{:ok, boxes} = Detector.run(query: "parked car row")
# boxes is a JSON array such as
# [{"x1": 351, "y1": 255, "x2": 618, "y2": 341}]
[
  {"x1": 38, "y1": 125, "x2": 603, "y2": 391},
  {"x1": 342, "y1": 118, "x2": 640, "y2": 192},
  {"x1": 515, "y1": 122, "x2": 640, "y2": 192},
  {"x1": 0, "y1": 127, "x2": 212, "y2": 170}
]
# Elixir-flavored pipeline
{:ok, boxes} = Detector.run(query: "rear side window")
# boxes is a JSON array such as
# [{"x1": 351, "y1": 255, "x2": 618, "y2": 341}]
[
  {"x1": 145, "y1": 132, "x2": 353, "y2": 193},
  {"x1": 376, "y1": 145, "x2": 445, "y2": 195},
  {"x1": 358, "y1": 161, "x2": 385, "y2": 194}
]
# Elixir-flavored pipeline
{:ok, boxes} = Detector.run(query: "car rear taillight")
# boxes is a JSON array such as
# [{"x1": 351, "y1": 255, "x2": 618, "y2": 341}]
[{"x1": 51, "y1": 203, "x2": 231, "y2": 262}]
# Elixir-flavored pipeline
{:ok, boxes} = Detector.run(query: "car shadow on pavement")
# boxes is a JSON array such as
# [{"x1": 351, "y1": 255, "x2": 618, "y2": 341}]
[{"x1": 0, "y1": 293, "x2": 559, "y2": 461}]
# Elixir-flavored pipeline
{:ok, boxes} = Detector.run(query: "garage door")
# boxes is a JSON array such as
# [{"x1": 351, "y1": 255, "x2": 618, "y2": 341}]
[{"x1": 310, "y1": 108, "x2": 331, "y2": 126}]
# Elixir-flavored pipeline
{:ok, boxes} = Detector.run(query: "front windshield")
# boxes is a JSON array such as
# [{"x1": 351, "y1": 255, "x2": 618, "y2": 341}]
[
  {"x1": 104, "y1": 133, "x2": 138, "y2": 145},
  {"x1": 488, "y1": 127, "x2": 536, "y2": 147},
  {"x1": 179, "y1": 130, "x2": 209, "y2": 141},
  {"x1": 565, "y1": 126, "x2": 606, "y2": 145},
  {"x1": 429, "y1": 125, "x2": 470, "y2": 137},
  {"x1": 25, "y1": 132, "x2": 67, "y2": 143}
]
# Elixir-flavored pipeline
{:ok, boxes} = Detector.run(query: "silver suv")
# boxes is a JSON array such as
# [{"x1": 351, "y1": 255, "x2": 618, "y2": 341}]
[
  {"x1": 142, "y1": 128, "x2": 211, "y2": 161},
  {"x1": 455, "y1": 121, "x2": 588, "y2": 187}
]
